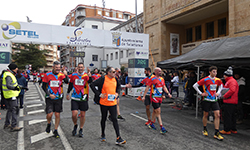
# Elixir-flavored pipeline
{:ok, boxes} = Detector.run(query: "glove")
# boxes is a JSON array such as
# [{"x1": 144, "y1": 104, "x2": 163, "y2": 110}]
[{"x1": 14, "y1": 86, "x2": 20, "y2": 91}]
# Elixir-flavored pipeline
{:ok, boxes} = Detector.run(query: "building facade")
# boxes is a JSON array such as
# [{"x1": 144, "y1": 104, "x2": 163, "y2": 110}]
[
  {"x1": 144, "y1": 0, "x2": 250, "y2": 68},
  {"x1": 39, "y1": 45, "x2": 58, "y2": 72},
  {"x1": 60, "y1": 4, "x2": 135, "y2": 70}
]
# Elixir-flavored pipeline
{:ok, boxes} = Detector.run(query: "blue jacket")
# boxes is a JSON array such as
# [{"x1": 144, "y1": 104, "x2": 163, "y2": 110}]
[{"x1": 16, "y1": 75, "x2": 26, "y2": 95}]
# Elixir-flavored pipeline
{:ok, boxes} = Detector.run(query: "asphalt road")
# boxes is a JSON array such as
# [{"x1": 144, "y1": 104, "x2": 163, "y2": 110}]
[{"x1": 0, "y1": 82, "x2": 250, "y2": 150}]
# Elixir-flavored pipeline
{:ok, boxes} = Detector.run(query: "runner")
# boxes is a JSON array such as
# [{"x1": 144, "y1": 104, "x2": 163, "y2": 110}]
[
  {"x1": 127, "y1": 67, "x2": 155, "y2": 126},
  {"x1": 91, "y1": 68, "x2": 101, "y2": 80},
  {"x1": 66, "y1": 62, "x2": 92, "y2": 137},
  {"x1": 90, "y1": 67, "x2": 126, "y2": 145},
  {"x1": 32, "y1": 70, "x2": 38, "y2": 84},
  {"x1": 142, "y1": 67, "x2": 172, "y2": 134},
  {"x1": 39, "y1": 71, "x2": 45, "y2": 87},
  {"x1": 193, "y1": 66, "x2": 224, "y2": 141},
  {"x1": 42, "y1": 61, "x2": 68, "y2": 138}
]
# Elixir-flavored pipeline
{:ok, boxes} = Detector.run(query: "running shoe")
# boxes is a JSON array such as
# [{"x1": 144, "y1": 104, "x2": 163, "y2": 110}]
[
  {"x1": 115, "y1": 137, "x2": 126, "y2": 145},
  {"x1": 202, "y1": 129, "x2": 208, "y2": 136},
  {"x1": 101, "y1": 135, "x2": 106, "y2": 142},
  {"x1": 72, "y1": 124, "x2": 78, "y2": 136},
  {"x1": 231, "y1": 130, "x2": 237, "y2": 134},
  {"x1": 79, "y1": 129, "x2": 83, "y2": 138},
  {"x1": 10, "y1": 126, "x2": 23, "y2": 132},
  {"x1": 214, "y1": 132, "x2": 224, "y2": 141},
  {"x1": 160, "y1": 127, "x2": 168, "y2": 134},
  {"x1": 149, "y1": 123, "x2": 156, "y2": 130},
  {"x1": 53, "y1": 130, "x2": 60, "y2": 138},
  {"x1": 45, "y1": 123, "x2": 51, "y2": 133},
  {"x1": 117, "y1": 115, "x2": 125, "y2": 121},
  {"x1": 219, "y1": 130, "x2": 231, "y2": 135},
  {"x1": 145, "y1": 120, "x2": 151, "y2": 126}
]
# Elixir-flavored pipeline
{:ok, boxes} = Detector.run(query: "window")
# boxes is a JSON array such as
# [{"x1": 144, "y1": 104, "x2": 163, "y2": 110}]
[
  {"x1": 115, "y1": 52, "x2": 118, "y2": 59},
  {"x1": 218, "y1": 18, "x2": 226, "y2": 36},
  {"x1": 71, "y1": 13, "x2": 74, "y2": 17},
  {"x1": 106, "y1": 54, "x2": 109, "y2": 60},
  {"x1": 186, "y1": 28, "x2": 192, "y2": 43},
  {"x1": 195, "y1": 25, "x2": 202, "y2": 41},
  {"x1": 206, "y1": 22, "x2": 214, "y2": 38},
  {"x1": 98, "y1": 10, "x2": 102, "y2": 15},
  {"x1": 118, "y1": 13, "x2": 122, "y2": 18},
  {"x1": 105, "y1": 12, "x2": 109, "y2": 16},
  {"x1": 111, "y1": 53, "x2": 113, "y2": 60},
  {"x1": 71, "y1": 21, "x2": 74, "y2": 25},
  {"x1": 113, "y1": 12, "x2": 116, "y2": 18},
  {"x1": 120, "y1": 51, "x2": 123, "y2": 58},
  {"x1": 123, "y1": 14, "x2": 128, "y2": 20},
  {"x1": 92, "y1": 55, "x2": 98, "y2": 61},
  {"x1": 126, "y1": 50, "x2": 129, "y2": 57},
  {"x1": 92, "y1": 25, "x2": 98, "y2": 29}
]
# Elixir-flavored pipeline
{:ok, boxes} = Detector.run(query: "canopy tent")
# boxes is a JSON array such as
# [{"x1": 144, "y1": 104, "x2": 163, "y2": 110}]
[
  {"x1": 157, "y1": 35, "x2": 250, "y2": 118},
  {"x1": 157, "y1": 35, "x2": 250, "y2": 70}
]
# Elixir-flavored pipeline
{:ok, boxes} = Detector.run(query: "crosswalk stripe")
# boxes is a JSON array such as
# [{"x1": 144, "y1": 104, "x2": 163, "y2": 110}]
[
  {"x1": 27, "y1": 109, "x2": 44, "y2": 115},
  {"x1": 17, "y1": 107, "x2": 24, "y2": 150},
  {"x1": 31, "y1": 132, "x2": 54, "y2": 144},
  {"x1": 29, "y1": 119, "x2": 47, "y2": 125},
  {"x1": 24, "y1": 100, "x2": 41, "y2": 103},
  {"x1": 26, "y1": 104, "x2": 43, "y2": 108},
  {"x1": 26, "y1": 97, "x2": 40, "y2": 100}
]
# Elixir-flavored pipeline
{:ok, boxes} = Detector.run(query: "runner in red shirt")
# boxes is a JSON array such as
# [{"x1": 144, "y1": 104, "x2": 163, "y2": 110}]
[
  {"x1": 142, "y1": 67, "x2": 172, "y2": 134},
  {"x1": 42, "y1": 61, "x2": 68, "y2": 138},
  {"x1": 39, "y1": 71, "x2": 45, "y2": 86},
  {"x1": 66, "y1": 62, "x2": 92, "y2": 137},
  {"x1": 91, "y1": 68, "x2": 101, "y2": 80},
  {"x1": 32, "y1": 71, "x2": 38, "y2": 83}
]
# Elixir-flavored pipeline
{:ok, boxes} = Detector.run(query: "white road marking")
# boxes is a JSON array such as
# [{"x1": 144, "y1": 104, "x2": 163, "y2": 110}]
[
  {"x1": 27, "y1": 109, "x2": 44, "y2": 115},
  {"x1": 26, "y1": 104, "x2": 43, "y2": 108},
  {"x1": 24, "y1": 100, "x2": 41, "y2": 103},
  {"x1": 17, "y1": 108, "x2": 24, "y2": 150},
  {"x1": 130, "y1": 113, "x2": 148, "y2": 121},
  {"x1": 29, "y1": 119, "x2": 47, "y2": 125},
  {"x1": 31, "y1": 132, "x2": 54, "y2": 144},
  {"x1": 25, "y1": 97, "x2": 40, "y2": 100},
  {"x1": 36, "y1": 84, "x2": 73, "y2": 150}
]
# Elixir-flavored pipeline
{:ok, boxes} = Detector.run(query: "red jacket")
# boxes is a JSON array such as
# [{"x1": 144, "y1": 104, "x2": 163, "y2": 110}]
[{"x1": 223, "y1": 76, "x2": 239, "y2": 104}]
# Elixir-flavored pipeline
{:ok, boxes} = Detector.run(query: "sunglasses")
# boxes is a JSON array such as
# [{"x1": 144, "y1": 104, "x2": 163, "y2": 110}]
[{"x1": 110, "y1": 71, "x2": 116, "y2": 73}]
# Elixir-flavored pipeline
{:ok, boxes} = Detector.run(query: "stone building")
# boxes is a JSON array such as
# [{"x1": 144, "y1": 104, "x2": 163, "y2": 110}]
[{"x1": 144, "y1": 0, "x2": 250, "y2": 68}]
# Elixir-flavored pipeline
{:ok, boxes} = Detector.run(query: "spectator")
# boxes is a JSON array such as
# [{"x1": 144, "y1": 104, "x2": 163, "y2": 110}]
[
  {"x1": 16, "y1": 70, "x2": 27, "y2": 108},
  {"x1": 220, "y1": 67, "x2": 239, "y2": 135},
  {"x1": 234, "y1": 72, "x2": 245, "y2": 124},
  {"x1": 186, "y1": 72, "x2": 197, "y2": 106},
  {"x1": 171, "y1": 71, "x2": 179, "y2": 97}
]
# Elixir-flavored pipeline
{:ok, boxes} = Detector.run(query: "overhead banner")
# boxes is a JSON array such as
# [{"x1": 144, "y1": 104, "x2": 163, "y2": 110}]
[{"x1": 0, "y1": 20, "x2": 149, "y2": 50}]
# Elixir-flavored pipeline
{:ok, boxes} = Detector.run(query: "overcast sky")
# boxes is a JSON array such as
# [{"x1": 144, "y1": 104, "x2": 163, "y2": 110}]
[{"x1": 0, "y1": 0, "x2": 143, "y2": 25}]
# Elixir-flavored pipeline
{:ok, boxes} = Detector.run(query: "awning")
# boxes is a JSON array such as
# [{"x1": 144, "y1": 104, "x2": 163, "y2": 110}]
[{"x1": 157, "y1": 35, "x2": 250, "y2": 70}]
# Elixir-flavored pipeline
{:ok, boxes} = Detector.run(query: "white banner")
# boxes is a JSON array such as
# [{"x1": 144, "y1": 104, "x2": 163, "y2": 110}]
[{"x1": 0, "y1": 20, "x2": 149, "y2": 50}]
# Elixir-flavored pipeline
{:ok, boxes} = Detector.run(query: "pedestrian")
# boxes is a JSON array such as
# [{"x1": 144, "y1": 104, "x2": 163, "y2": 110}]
[
  {"x1": 90, "y1": 67, "x2": 126, "y2": 145},
  {"x1": 234, "y1": 72, "x2": 245, "y2": 124},
  {"x1": 42, "y1": 61, "x2": 69, "y2": 138},
  {"x1": 127, "y1": 67, "x2": 155, "y2": 126},
  {"x1": 193, "y1": 66, "x2": 224, "y2": 141},
  {"x1": 16, "y1": 70, "x2": 27, "y2": 109},
  {"x1": 220, "y1": 67, "x2": 239, "y2": 135},
  {"x1": 23, "y1": 70, "x2": 30, "y2": 87},
  {"x1": 66, "y1": 62, "x2": 92, "y2": 137},
  {"x1": 186, "y1": 72, "x2": 197, "y2": 106},
  {"x1": 33, "y1": 70, "x2": 37, "y2": 84},
  {"x1": 163, "y1": 70, "x2": 171, "y2": 97},
  {"x1": 171, "y1": 71, "x2": 179, "y2": 97},
  {"x1": 142, "y1": 67, "x2": 172, "y2": 134},
  {"x1": 2, "y1": 63, "x2": 23, "y2": 131}
]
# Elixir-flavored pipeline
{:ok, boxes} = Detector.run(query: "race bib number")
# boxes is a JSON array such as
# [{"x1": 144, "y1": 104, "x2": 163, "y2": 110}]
[
  {"x1": 75, "y1": 79, "x2": 84, "y2": 86},
  {"x1": 50, "y1": 80, "x2": 59, "y2": 87},
  {"x1": 107, "y1": 94, "x2": 116, "y2": 101},
  {"x1": 210, "y1": 84, "x2": 217, "y2": 91}
]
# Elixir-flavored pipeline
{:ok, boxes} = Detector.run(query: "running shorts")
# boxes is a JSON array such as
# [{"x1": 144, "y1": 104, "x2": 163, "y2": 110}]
[
  {"x1": 71, "y1": 100, "x2": 89, "y2": 111},
  {"x1": 45, "y1": 98, "x2": 63, "y2": 114},
  {"x1": 202, "y1": 101, "x2": 220, "y2": 112}
]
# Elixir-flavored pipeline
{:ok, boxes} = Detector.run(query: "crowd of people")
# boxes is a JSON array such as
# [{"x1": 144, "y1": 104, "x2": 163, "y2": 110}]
[{"x1": 0, "y1": 61, "x2": 247, "y2": 144}]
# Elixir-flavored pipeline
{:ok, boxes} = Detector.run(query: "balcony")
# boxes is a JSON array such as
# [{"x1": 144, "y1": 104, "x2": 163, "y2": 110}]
[
  {"x1": 45, "y1": 52, "x2": 53, "y2": 56},
  {"x1": 46, "y1": 58, "x2": 54, "y2": 61},
  {"x1": 47, "y1": 63, "x2": 53, "y2": 66},
  {"x1": 75, "y1": 9, "x2": 86, "y2": 19}
]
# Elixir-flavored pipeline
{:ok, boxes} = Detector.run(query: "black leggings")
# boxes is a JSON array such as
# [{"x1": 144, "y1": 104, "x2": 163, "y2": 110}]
[{"x1": 100, "y1": 105, "x2": 120, "y2": 137}]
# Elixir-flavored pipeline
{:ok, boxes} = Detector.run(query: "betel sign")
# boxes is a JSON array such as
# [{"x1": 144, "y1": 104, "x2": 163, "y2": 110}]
[{"x1": 0, "y1": 42, "x2": 8, "y2": 48}]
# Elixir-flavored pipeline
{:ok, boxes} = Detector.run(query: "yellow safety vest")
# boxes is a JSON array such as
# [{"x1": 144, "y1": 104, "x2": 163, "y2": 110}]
[{"x1": 2, "y1": 71, "x2": 20, "y2": 99}]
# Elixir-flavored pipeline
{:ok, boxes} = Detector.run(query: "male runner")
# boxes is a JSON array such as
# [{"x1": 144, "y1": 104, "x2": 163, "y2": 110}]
[
  {"x1": 193, "y1": 66, "x2": 224, "y2": 141},
  {"x1": 142, "y1": 67, "x2": 172, "y2": 134},
  {"x1": 42, "y1": 61, "x2": 68, "y2": 138},
  {"x1": 66, "y1": 62, "x2": 92, "y2": 137},
  {"x1": 127, "y1": 67, "x2": 154, "y2": 126},
  {"x1": 91, "y1": 68, "x2": 101, "y2": 80}
]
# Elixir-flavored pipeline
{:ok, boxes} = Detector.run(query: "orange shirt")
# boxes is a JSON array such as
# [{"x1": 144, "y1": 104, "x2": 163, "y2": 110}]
[{"x1": 100, "y1": 75, "x2": 117, "y2": 106}]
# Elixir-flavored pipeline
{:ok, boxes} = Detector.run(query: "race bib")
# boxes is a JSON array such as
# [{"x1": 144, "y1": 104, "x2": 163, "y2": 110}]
[
  {"x1": 75, "y1": 79, "x2": 84, "y2": 86},
  {"x1": 50, "y1": 80, "x2": 59, "y2": 87},
  {"x1": 107, "y1": 94, "x2": 116, "y2": 101},
  {"x1": 210, "y1": 84, "x2": 217, "y2": 91}
]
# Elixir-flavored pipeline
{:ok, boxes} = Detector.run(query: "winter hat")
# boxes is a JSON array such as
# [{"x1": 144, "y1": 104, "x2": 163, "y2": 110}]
[
  {"x1": 224, "y1": 66, "x2": 233, "y2": 76},
  {"x1": 8, "y1": 63, "x2": 18, "y2": 70}
]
